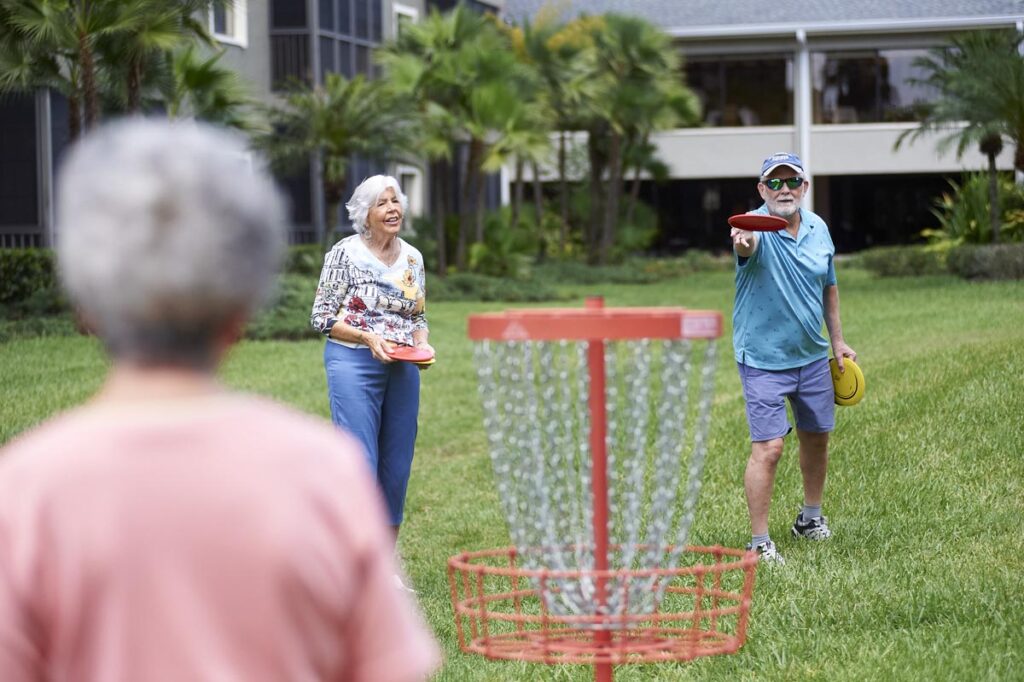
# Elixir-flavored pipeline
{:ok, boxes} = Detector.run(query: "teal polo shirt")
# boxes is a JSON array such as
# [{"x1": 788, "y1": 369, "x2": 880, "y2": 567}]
[{"x1": 732, "y1": 206, "x2": 837, "y2": 370}]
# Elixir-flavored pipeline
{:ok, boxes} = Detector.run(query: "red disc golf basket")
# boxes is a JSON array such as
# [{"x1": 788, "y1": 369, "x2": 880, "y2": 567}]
[{"x1": 449, "y1": 299, "x2": 758, "y2": 682}]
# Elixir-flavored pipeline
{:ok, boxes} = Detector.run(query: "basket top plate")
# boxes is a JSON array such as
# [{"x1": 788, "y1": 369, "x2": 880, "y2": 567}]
[{"x1": 468, "y1": 307, "x2": 722, "y2": 341}]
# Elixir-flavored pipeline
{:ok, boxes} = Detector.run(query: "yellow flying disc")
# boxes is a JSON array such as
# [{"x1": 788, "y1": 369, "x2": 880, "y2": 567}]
[{"x1": 830, "y1": 357, "x2": 864, "y2": 406}]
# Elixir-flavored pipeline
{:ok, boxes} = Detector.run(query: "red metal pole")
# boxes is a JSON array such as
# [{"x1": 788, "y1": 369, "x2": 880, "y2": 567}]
[{"x1": 584, "y1": 297, "x2": 613, "y2": 682}]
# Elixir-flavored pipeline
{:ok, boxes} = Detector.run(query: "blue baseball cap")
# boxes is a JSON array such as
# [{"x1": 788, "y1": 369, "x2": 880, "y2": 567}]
[{"x1": 760, "y1": 152, "x2": 804, "y2": 178}]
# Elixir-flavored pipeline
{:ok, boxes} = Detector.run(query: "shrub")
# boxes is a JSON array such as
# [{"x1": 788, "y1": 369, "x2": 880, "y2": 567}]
[
  {"x1": 947, "y1": 243, "x2": 1024, "y2": 280},
  {"x1": 429, "y1": 272, "x2": 562, "y2": 302},
  {"x1": 0, "y1": 315, "x2": 78, "y2": 344},
  {"x1": 244, "y1": 274, "x2": 322, "y2": 341},
  {"x1": 930, "y1": 173, "x2": 1024, "y2": 244},
  {"x1": 856, "y1": 245, "x2": 950, "y2": 277},
  {"x1": 0, "y1": 249, "x2": 58, "y2": 309},
  {"x1": 283, "y1": 244, "x2": 326, "y2": 276}
]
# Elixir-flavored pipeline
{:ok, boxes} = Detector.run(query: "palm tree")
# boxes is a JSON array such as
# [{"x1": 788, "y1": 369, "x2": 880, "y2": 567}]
[
  {"x1": 0, "y1": 0, "x2": 130, "y2": 139},
  {"x1": 507, "y1": 10, "x2": 595, "y2": 251},
  {"x1": 581, "y1": 14, "x2": 700, "y2": 264},
  {"x1": 165, "y1": 43, "x2": 261, "y2": 131},
  {"x1": 378, "y1": 6, "x2": 539, "y2": 270},
  {"x1": 896, "y1": 30, "x2": 1024, "y2": 243},
  {"x1": 0, "y1": 0, "x2": 231, "y2": 139},
  {"x1": 101, "y1": 0, "x2": 225, "y2": 114},
  {"x1": 257, "y1": 72, "x2": 416, "y2": 247}
]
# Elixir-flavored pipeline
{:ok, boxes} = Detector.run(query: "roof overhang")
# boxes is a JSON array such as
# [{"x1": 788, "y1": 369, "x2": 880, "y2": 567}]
[{"x1": 667, "y1": 15, "x2": 1024, "y2": 40}]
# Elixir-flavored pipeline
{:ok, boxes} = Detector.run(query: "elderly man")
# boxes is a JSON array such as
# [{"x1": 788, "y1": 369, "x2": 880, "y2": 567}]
[
  {"x1": 730, "y1": 152, "x2": 857, "y2": 565},
  {"x1": 0, "y1": 120, "x2": 440, "y2": 681}
]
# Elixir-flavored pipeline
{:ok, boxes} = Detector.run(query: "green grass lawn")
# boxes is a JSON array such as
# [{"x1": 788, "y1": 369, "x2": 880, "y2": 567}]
[{"x1": 1, "y1": 268, "x2": 1022, "y2": 681}]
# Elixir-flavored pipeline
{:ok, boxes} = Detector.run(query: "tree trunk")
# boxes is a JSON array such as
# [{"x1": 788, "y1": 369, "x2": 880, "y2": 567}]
[
  {"x1": 558, "y1": 131, "x2": 570, "y2": 251},
  {"x1": 431, "y1": 160, "x2": 448, "y2": 276},
  {"x1": 474, "y1": 160, "x2": 487, "y2": 249},
  {"x1": 323, "y1": 172, "x2": 346, "y2": 250},
  {"x1": 78, "y1": 31, "x2": 99, "y2": 131},
  {"x1": 68, "y1": 90, "x2": 82, "y2": 142},
  {"x1": 457, "y1": 139, "x2": 483, "y2": 270},
  {"x1": 511, "y1": 156, "x2": 524, "y2": 230},
  {"x1": 127, "y1": 55, "x2": 143, "y2": 114},
  {"x1": 531, "y1": 161, "x2": 546, "y2": 263},
  {"x1": 624, "y1": 133, "x2": 647, "y2": 226},
  {"x1": 600, "y1": 131, "x2": 623, "y2": 265},
  {"x1": 987, "y1": 152, "x2": 1001, "y2": 243},
  {"x1": 586, "y1": 129, "x2": 606, "y2": 264}
]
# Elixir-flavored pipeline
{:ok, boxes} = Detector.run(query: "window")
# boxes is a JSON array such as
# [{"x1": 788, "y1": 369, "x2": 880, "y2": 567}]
[
  {"x1": 211, "y1": 0, "x2": 248, "y2": 47},
  {"x1": 685, "y1": 55, "x2": 793, "y2": 127},
  {"x1": 393, "y1": 3, "x2": 418, "y2": 39},
  {"x1": 812, "y1": 49, "x2": 940, "y2": 124}
]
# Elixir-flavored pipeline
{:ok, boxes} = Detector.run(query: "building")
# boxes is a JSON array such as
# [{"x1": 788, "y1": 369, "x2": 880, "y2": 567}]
[
  {"x1": 502, "y1": 0, "x2": 1024, "y2": 252},
  {"x1": 0, "y1": 0, "x2": 503, "y2": 248}
]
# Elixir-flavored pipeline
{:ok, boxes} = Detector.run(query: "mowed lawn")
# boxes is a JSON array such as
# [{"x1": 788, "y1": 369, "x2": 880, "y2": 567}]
[{"x1": 1, "y1": 268, "x2": 1022, "y2": 681}]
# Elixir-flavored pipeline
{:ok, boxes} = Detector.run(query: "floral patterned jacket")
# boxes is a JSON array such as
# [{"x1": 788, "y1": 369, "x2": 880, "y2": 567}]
[{"x1": 310, "y1": 235, "x2": 427, "y2": 346}]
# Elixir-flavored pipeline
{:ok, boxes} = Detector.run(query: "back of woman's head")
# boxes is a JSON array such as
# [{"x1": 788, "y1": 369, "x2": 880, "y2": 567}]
[{"x1": 57, "y1": 119, "x2": 287, "y2": 369}]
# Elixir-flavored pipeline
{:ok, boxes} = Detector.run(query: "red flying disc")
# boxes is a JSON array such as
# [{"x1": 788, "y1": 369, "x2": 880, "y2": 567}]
[
  {"x1": 727, "y1": 214, "x2": 788, "y2": 231},
  {"x1": 386, "y1": 345, "x2": 435, "y2": 363}
]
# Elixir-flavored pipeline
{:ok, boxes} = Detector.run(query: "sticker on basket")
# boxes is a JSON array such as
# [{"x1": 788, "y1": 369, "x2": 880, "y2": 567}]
[
  {"x1": 501, "y1": 320, "x2": 530, "y2": 341},
  {"x1": 682, "y1": 314, "x2": 720, "y2": 338}
]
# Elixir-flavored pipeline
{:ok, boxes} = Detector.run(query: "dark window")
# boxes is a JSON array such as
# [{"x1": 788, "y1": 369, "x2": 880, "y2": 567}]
[
  {"x1": 320, "y1": 37, "x2": 336, "y2": 83},
  {"x1": 813, "y1": 49, "x2": 939, "y2": 124},
  {"x1": 817, "y1": 173, "x2": 958, "y2": 250},
  {"x1": 685, "y1": 55, "x2": 793, "y2": 127},
  {"x1": 271, "y1": 0, "x2": 307, "y2": 28},
  {"x1": 212, "y1": 5, "x2": 229, "y2": 34},
  {"x1": 371, "y1": 0, "x2": 382, "y2": 41},
  {"x1": 319, "y1": 0, "x2": 334, "y2": 31},
  {"x1": 339, "y1": 42, "x2": 353, "y2": 77},
  {"x1": 271, "y1": 34, "x2": 310, "y2": 88},
  {"x1": 338, "y1": 0, "x2": 351, "y2": 35},
  {"x1": 354, "y1": 0, "x2": 369, "y2": 39},
  {"x1": 355, "y1": 44, "x2": 370, "y2": 77},
  {"x1": 0, "y1": 93, "x2": 38, "y2": 227}
]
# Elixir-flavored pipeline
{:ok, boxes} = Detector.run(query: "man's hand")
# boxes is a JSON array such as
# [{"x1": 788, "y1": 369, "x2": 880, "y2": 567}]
[
  {"x1": 730, "y1": 227, "x2": 754, "y2": 249},
  {"x1": 832, "y1": 341, "x2": 857, "y2": 373}
]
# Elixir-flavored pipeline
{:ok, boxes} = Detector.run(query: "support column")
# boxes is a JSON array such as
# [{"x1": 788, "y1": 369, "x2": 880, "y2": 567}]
[{"x1": 795, "y1": 28, "x2": 814, "y2": 212}]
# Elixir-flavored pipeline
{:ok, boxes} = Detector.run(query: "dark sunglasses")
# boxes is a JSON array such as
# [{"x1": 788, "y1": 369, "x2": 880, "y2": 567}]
[{"x1": 762, "y1": 177, "x2": 804, "y2": 191}]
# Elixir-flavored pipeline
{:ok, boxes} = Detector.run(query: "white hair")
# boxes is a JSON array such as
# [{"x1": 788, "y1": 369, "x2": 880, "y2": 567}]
[
  {"x1": 345, "y1": 175, "x2": 408, "y2": 235},
  {"x1": 56, "y1": 118, "x2": 287, "y2": 368}
]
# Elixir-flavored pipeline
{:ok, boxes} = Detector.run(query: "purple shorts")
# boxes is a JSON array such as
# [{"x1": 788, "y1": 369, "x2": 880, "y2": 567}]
[{"x1": 737, "y1": 358, "x2": 835, "y2": 442}]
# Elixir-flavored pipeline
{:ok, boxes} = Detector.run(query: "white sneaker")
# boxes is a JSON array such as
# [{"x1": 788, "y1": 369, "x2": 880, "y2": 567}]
[{"x1": 746, "y1": 540, "x2": 786, "y2": 565}]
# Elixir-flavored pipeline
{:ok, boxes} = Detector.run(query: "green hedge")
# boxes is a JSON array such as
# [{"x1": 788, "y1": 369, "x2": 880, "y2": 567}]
[
  {"x1": 947, "y1": 243, "x2": 1024, "y2": 280},
  {"x1": 854, "y1": 245, "x2": 949, "y2": 277},
  {"x1": 0, "y1": 249, "x2": 58, "y2": 309}
]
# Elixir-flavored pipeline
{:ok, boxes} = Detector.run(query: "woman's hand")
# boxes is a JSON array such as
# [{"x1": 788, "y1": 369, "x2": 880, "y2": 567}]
[
  {"x1": 413, "y1": 340, "x2": 434, "y2": 355},
  {"x1": 363, "y1": 332, "x2": 395, "y2": 363}
]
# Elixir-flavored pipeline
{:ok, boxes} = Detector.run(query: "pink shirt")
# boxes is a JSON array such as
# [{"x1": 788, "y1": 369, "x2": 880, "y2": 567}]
[{"x1": 0, "y1": 395, "x2": 440, "y2": 681}]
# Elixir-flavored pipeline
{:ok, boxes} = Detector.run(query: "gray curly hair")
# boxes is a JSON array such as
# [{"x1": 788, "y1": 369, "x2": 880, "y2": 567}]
[
  {"x1": 345, "y1": 175, "x2": 408, "y2": 235},
  {"x1": 56, "y1": 119, "x2": 287, "y2": 369}
]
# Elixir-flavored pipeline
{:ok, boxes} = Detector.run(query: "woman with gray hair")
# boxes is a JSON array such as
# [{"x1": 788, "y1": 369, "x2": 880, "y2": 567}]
[
  {"x1": 0, "y1": 121, "x2": 439, "y2": 681},
  {"x1": 310, "y1": 175, "x2": 430, "y2": 573}
]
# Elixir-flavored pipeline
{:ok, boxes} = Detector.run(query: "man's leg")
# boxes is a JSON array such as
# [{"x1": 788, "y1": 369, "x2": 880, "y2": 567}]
[
  {"x1": 745, "y1": 438, "x2": 785, "y2": 537},
  {"x1": 796, "y1": 429, "x2": 829, "y2": 508}
]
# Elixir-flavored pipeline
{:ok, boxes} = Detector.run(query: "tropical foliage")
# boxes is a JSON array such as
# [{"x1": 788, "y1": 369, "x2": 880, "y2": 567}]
[
  {"x1": 0, "y1": 0, "x2": 257, "y2": 139},
  {"x1": 896, "y1": 30, "x2": 1024, "y2": 243},
  {"x1": 256, "y1": 72, "x2": 416, "y2": 247}
]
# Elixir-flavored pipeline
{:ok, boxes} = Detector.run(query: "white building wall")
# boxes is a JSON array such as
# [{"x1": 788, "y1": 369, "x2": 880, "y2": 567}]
[{"x1": 646, "y1": 124, "x2": 1015, "y2": 179}]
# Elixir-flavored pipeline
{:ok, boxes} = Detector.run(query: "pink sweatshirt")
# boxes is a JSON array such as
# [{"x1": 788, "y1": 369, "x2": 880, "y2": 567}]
[{"x1": 0, "y1": 394, "x2": 440, "y2": 682}]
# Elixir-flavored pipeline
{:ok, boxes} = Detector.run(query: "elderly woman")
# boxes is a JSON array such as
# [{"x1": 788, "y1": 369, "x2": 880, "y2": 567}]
[
  {"x1": 311, "y1": 175, "x2": 430, "y2": 547},
  {"x1": 0, "y1": 121, "x2": 439, "y2": 681}
]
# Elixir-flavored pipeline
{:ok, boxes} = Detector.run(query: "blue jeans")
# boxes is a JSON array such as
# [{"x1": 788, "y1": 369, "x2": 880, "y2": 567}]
[{"x1": 324, "y1": 342, "x2": 420, "y2": 525}]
